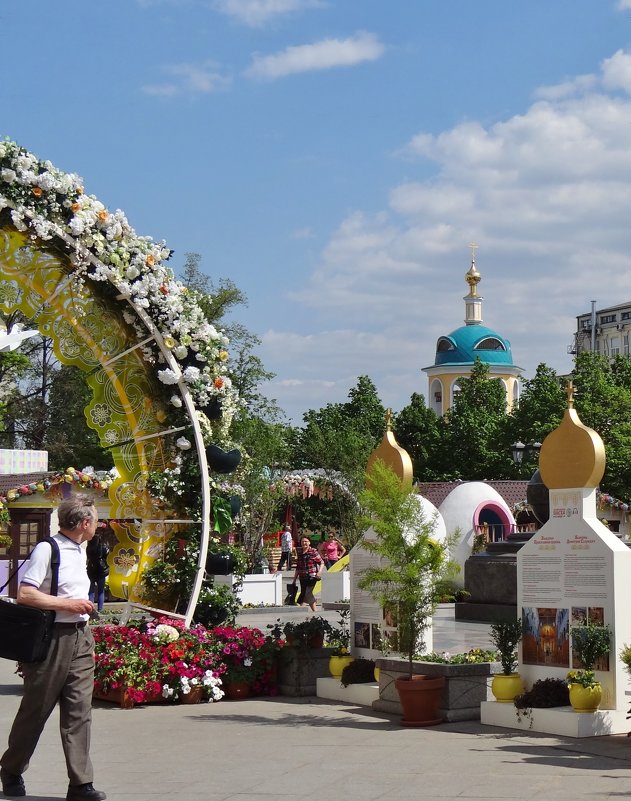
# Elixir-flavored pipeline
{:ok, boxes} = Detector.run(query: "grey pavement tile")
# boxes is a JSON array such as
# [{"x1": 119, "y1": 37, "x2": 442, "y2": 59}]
[{"x1": 5, "y1": 613, "x2": 631, "y2": 801}]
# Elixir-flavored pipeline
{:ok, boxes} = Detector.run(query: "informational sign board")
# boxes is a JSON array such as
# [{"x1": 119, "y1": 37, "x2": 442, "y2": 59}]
[{"x1": 517, "y1": 488, "x2": 631, "y2": 710}]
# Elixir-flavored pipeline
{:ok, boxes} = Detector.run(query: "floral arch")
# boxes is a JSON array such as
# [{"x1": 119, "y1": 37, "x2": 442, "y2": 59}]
[{"x1": 0, "y1": 140, "x2": 237, "y2": 625}]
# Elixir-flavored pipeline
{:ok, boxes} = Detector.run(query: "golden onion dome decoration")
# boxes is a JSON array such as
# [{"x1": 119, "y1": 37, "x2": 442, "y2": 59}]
[
  {"x1": 366, "y1": 409, "x2": 413, "y2": 485},
  {"x1": 539, "y1": 381, "x2": 605, "y2": 490}
]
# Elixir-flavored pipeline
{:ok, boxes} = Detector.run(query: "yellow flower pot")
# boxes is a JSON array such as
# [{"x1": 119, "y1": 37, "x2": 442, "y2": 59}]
[
  {"x1": 329, "y1": 655, "x2": 353, "y2": 678},
  {"x1": 374, "y1": 667, "x2": 380, "y2": 682},
  {"x1": 491, "y1": 673, "x2": 523, "y2": 703},
  {"x1": 569, "y1": 682, "x2": 602, "y2": 713}
]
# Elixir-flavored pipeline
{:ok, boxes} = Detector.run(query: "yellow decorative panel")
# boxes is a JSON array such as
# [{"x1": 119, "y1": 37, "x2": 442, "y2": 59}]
[{"x1": 0, "y1": 222, "x2": 178, "y2": 600}]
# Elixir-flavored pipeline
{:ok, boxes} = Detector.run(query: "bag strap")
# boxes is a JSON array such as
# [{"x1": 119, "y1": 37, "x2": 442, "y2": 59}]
[
  {"x1": 45, "y1": 537, "x2": 60, "y2": 597},
  {"x1": 0, "y1": 537, "x2": 60, "y2": 596}
]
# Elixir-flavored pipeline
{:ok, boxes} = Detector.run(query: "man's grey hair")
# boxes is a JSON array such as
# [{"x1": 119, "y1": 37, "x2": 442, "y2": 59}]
[{"x1": 58, "y1": 494, "x2": 97, "y2": 530}]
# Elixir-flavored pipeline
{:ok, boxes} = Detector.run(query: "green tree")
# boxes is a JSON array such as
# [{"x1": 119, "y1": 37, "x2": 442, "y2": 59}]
[
  {"x1": 506, "y1": 363, "x2": 565, "y2": 478},
  {"x1": 442, "y1": 359, "x2": 510, "y2": 480},
  {"x1": 291, "y1": 376, "x2": 386, "y2": 545},
  {"x1": 1, "y1": 333, "x2": 58, "y2": 450},
  {"x1": 180, "y1": 252, "x2": 247, "y2": 327},
  {"x1": 393, "y1": 392, "x2": 445, "y2": 481},
  {"x1": 358, "y1": 460, "x2": 453, "y2": 676},
  {"x1": 571, "y1": 352, "x2": 631, "y2": 499},
  {"x1": 229, "y1": 415, "x2": 293, "y2": 568},
  {"x1": 572, "y1": 353, "x2": 631, "y2": 438},
  {"x1": 44, "y1": 366, "x2": 111, "y2": 470},
  {"x1": 179, "y1": 252, "x2": 282, "y2": 421}
]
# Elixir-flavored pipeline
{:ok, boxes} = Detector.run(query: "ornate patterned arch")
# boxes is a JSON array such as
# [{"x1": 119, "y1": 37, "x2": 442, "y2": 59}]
[{"x1": 0, "y1": 140, "x2": 236, "y2": 625}]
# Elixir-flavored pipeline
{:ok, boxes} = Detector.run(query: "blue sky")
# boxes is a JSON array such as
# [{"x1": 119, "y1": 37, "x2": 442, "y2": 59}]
[{"x1": 4, "y1": 0, "x2": 631, "y2": 422}]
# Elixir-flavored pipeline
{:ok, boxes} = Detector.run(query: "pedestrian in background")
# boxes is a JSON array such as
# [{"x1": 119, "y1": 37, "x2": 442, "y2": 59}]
[
  {"x1": 319, "y1": 531, "x2": 346, "y2": 569},
  {"x1": 293, "y1": 536, "x2": 323, "y2": 612},
  {"x1": 86, "y1": 529, "x2": 109, "y2": 616},
  {"x1": 276, "y1": 524, "x2": 294, "y2": 572}
]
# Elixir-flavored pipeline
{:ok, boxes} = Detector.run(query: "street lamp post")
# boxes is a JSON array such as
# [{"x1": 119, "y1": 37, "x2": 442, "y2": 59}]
[{"x1": 511, "y1": 441, "x2": 542, "y2": 475}]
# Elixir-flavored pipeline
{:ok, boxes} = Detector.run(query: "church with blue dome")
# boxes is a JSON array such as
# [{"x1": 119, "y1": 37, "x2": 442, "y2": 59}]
[{"x1": 423, "y1": 247, "x2": 522, "y2": 416}]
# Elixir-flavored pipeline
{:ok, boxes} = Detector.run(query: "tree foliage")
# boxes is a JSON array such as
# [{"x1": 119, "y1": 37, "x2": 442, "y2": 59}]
[
  {"x1": 290, "y1": 375, "x2": 386, "y2": 545},
  {"x1": 394, "y1": 392, "x2": 445, "y2": 481},
  {"x1": 441, "y1": 359, "x2": 511, "y2": 480},
  {"x1": 571, "y1": 352, "x2": 631, "y2": 498},
  {"x1": 357, "y1": 460, "x2": 453, "y2": 676}
]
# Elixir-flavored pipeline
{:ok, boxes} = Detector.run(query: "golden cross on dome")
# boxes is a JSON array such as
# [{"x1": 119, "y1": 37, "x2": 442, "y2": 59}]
[
  {"x1": 566, "y1": 380, "x2": 575, "y2": 408},
  {"x1": 385, "y1": 408, "x2": 393, "y2": 430},
  {"x1": 468, "y1": 242, "x2": 478, "y2": 262}
]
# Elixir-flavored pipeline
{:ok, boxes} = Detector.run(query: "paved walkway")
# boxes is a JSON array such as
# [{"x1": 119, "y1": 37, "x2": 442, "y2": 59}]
[{"x1": 1, "y1": 609, "x2": 631, "y2": 800}]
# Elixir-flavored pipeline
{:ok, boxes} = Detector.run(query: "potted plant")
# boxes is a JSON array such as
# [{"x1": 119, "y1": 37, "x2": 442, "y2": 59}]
[
  {"x1": 567, "y1": 624, "x2": 611, "y2": 712},
  {"x1": 340, "y1": 658, "x2": 376, "y2": 687},
  {"x1": 210, "y1": 625, "x2": 270, "y2": 699},
  {"x1": 357, "y1": 459, "x2": 455, "y2": 726},
  {"x1": 283, "y1": 616, "x2": 333, "y2": 649},
  {"x1": 489, "y1": 619, "x2": 523, "y2": 702},
  {"x1": 514, "y1": 678, "x2": 569, "y2": 726},
  {"x1": 327, "y1": 608, "x2": 352, "y2": 678}
]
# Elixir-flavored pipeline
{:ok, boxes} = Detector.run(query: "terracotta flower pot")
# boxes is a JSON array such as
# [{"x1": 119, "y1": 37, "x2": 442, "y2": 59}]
[
  {"x1": 180, "y1": 686, "x2": 204, "y2": 704},
  {"x1": 569, "y1": 682, "x2": 602, "y2": 713},
  {"x1": 226, "y1": 681, "x2": 250, "y2": 700},
  {"x1": 310, "y1": 633, "x2": 325, "y2": 649},
  {"x1": 93, "y1": 687, "x2": 135, "y2": 709},
  {"x1": 395, "y1": 675, "x2": 445, "y2": 727}
]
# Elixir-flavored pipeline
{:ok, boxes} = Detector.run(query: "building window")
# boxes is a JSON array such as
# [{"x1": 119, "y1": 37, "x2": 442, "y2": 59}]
[
  {"x1": 475, "y1": 337, "x2": 506, "y2": 351},
  {"x1": 625, "y1": 334, "x2": 629, "y2": 355},
  {"x1": 622, "y1": 311, "x2": 631, "y2": 321},
  {"x1": 436, "y1": 337, "x2": 455, "y2": 352},
  {"x1": 600, "y1": 314, "x2": 617, "y2": 324}
]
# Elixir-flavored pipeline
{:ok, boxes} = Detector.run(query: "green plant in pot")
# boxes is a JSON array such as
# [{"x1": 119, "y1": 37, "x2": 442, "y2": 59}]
[
  {"x1": 567, "y1": 624, "x2": 611, "y2": 712},
  {"x1": 357, "y1": 459, "x2": 455, "y2": 727},
  {"x1": 489, "y1": 619, "x2": 523, "y2": 703},
  {"x1": 283, "y1": 616, "x2": 333, "y2": 649},
  {"x1": 327, "y1": 608, "x2": 353, "y2": 678}
]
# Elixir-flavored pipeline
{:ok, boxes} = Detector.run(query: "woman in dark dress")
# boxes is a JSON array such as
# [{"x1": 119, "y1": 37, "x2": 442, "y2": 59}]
[
  {"x1": 86, "y1": 533, "x2": 109, "y2": 614},
  {"x1": 293, "y1": 536, "x2": 324, "y2": 612}
]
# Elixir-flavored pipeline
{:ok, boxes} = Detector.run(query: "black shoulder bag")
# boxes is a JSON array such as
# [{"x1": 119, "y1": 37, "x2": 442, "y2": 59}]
[{"x1": 0, "y1": 538, "x2": 60, "y2": 663}]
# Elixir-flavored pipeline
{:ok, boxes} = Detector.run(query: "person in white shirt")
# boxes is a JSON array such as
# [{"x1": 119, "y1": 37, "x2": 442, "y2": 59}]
[
  {"x1": 276, "y1": 525, "x2": 294, "y2": 572},
  {"x1": 0, "y1": 494, "x2": 106, "y2": 801}
]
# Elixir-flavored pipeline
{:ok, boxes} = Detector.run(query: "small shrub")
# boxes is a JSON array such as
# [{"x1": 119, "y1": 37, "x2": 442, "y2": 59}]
[
  {"x1": 514, "y1": 678, "x2": 569, "y2": 725},
  {"x1": 415, "y1": 648, "x2": 497, "y2": 665},
  {"x1": 341, "y1": 658, "x2": 376, "y2": 687}
]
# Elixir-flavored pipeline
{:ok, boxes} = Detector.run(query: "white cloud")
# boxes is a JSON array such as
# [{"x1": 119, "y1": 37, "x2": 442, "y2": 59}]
[
  {"x1": 291, "y1": 226, "x2": 316, "y2": 240},
  {"x1": 245, "y1": 31, "x2": 384, "y2": 80},
  {"x1": 142, "y1": 62, "x2": 231, "y2": 96},
  {"x1": 618, "y1": 0, "x2": 631, "y2": 9},
  {"x1": 266, "y1": 47, "x2": 631, "y2": 420},
  {"x1": 601, "y1": 49, "x2": 631, "y2": 93},
  {"x1": 260, "y1": 328, "x2": 422, "y2": 422},
  {"x1": 213, "y1": 0, "x2": 324, "y2": 27},
  {"x1": 534, "y1": 74, "x2": 597, "y2": 101}
]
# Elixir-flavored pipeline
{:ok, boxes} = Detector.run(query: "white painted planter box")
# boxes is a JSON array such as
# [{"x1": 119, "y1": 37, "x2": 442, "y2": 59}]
[
  {"x1": 317, "y1": 676, "x2": 379, "y2": 706},
  {"x1": 214, "y1": 573, "x2": 283, "y2": 606},
  {"x1": 321, "y1": 570, "x2": 350, "y2": 603}
]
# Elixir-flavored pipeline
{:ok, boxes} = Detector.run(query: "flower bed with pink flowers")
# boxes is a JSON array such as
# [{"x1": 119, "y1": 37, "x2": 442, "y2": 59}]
[{"x1": 93, "y1": 618, "x2": 283, "y2": 706}]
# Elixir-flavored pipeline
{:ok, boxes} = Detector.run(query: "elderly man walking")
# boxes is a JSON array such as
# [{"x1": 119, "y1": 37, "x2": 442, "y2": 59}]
[{"x1": 0, "y1": 494, "x2": 106, "y2": 801}]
